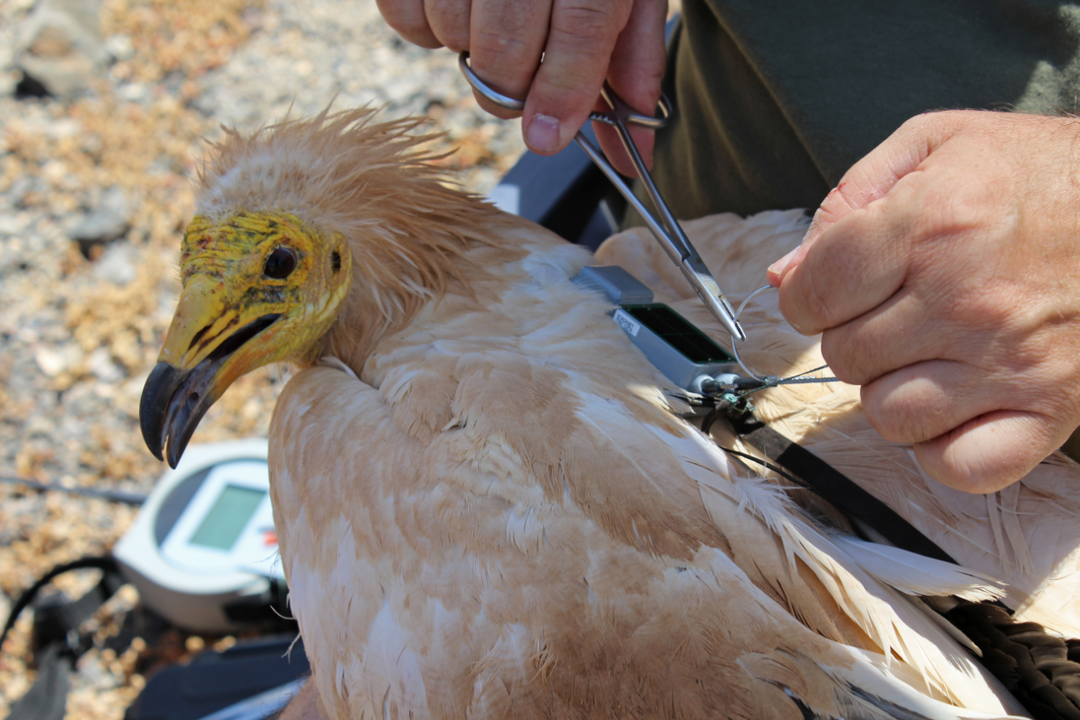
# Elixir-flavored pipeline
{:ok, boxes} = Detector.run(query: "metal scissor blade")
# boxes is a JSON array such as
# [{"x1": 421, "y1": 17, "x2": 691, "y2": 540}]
[
  {"x1": 458, "y1": 51, "x2": 747, "y2": 341},
  {"x1": 574, "y1": 131, "x2": 746, "y2": 340}
]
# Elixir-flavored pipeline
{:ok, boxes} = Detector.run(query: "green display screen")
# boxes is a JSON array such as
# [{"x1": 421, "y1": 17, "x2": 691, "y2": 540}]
[{"x1": 189, "y1": 484, "x2": 265, "y2": 551}]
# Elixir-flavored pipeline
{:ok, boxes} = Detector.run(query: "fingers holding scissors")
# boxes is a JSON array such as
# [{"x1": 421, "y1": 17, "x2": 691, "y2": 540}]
[
  {"x1": 516, "y1": 0, "x2": 665, "y2": 172},
  {"x1": 377, "y1": 0, "x2": 548, "y2": 114},
  {"x1": 587, "y1": 0, "x2": 667, "y2": 176},
  {"x1": 378, "y1": 0, "x2": 668, "y2": 174}
]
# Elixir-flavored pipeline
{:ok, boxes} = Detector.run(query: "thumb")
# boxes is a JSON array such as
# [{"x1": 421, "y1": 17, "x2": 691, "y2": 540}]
[
  {"x1": 767, "y1": 112, "x2": 961, "y2": 286},
  {"x1": 914, "y1": 411, "x2": 1064, "y2": 493}
]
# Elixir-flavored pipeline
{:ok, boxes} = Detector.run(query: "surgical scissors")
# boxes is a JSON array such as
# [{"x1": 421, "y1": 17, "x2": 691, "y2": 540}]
[{"x1": 458, "y1": 52, "x2": 747, "y2": 342}]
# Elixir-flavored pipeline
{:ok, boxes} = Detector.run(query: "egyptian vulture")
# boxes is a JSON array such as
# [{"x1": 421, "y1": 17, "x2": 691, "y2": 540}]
[{"x1": 140, "y1": 108, "x2": 1080, "y2": 720}]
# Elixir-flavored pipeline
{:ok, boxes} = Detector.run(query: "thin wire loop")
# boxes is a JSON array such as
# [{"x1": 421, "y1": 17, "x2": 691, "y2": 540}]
[
  {"x1": 729, "y1": 336, "x2": 763, "y2": 382},
  {"x1": 730, "y1": 285, "x2": 775, "y2": 380},
  {"x1": 734, "y1": 284, "x2": 775, "y2": 323},
  {"x1": 728, "y1": 285, "x2": 838, "y2": 390}
]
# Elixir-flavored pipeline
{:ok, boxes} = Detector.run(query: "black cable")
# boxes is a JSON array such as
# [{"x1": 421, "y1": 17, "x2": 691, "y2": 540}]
[
  {"x1": 701, "y1": 407, "x2": 808, "y2": 488},
  {"x1": 0, "y1": 475, "x2": 147, "y2": 505},
  {"x1": 700, "y1": 408, "x2": 723, "y2": 436},
  {"x1": 0, "y1": 555, "x2": 121, "y2": 650},
  {"x1": 717, "y1": 446, "x2": 809, "y2": 489}
]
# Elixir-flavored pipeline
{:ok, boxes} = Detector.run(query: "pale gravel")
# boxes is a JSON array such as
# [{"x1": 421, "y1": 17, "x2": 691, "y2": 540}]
[{"x1": 0, "y1": 0, "x2": 525, "y2": 716}]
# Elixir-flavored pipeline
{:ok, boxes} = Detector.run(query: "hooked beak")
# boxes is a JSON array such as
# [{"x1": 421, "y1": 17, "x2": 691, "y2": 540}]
[{"x1": 140, "y1": 310, "x2": 280, "y2": 468}]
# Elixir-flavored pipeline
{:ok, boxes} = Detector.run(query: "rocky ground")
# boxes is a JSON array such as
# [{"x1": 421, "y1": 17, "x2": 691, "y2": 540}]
[{"x1": 0, "y1": 0, "x2": 525, "y2": 716}]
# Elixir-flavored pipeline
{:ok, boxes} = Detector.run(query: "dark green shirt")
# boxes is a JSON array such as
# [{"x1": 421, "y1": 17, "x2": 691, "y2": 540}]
[{"x1": 647, "y1": 0, "x2": 1080, "y2": 220}]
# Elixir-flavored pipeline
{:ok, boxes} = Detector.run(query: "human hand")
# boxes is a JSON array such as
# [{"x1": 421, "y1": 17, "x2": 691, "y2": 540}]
[
  {"x1": 767, "y1": 110, "x2": 1080, "y2": 493},
  {"x1": 374, "y1": 0, "x2": 668, "y2": 176}
]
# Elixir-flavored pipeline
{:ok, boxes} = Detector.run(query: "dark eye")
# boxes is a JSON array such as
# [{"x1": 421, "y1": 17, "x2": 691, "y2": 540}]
[{"x1": 264, "y1": 247, "x2": 297, "y2": 279}]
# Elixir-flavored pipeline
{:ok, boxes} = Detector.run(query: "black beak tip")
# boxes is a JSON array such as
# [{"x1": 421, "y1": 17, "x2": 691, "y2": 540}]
[
  {"x1": 140, "y1": 362, "x2": 183, "y2": 463},
  {"x1": 166, "y1": 434, "x2": 189, "y2": 469},
  {"x1": 140, "y1": 314, "x2": 280, "y2": 466}
]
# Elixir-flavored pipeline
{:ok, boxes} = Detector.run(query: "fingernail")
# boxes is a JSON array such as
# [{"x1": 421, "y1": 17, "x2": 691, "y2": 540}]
[
  {"x1": 526, "y1": 114, "x2": 560, "y2": 154},
  {"x1": 767, "y1": 246, "x2": 799, "y2": 279}
]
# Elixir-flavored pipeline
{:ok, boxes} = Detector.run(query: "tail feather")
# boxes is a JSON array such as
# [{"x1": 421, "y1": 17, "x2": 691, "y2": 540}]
[
  {"x1": 832, "y1": 535, "x2": 1005, "y2": 603},
  {"x1": 741, "y1": 646, "x2": 1028, "y2": 720}
]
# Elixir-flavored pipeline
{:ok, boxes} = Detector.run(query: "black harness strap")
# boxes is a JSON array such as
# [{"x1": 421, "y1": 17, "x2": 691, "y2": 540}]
[
  {"x1": 717, "y1": 408, "x2": 1080, "y2": 720},
  {"x1": 730, "y1": 414, "x2": 957, "y2": 565}
]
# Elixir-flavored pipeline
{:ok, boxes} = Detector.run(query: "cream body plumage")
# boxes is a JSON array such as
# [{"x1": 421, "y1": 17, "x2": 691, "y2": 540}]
[{"x1": 140, "y1": 109, "x2": 1080, "y2": 720}]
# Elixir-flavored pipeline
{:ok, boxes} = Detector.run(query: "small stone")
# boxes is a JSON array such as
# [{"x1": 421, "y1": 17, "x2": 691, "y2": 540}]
[
  {"x1": 35, "y1": 346, "x2": 66, "y2": 377},
  {"x1": 25, "y1": 415, "x2": 56, "y2": 436},
  {"x1": 104, "y1": 34, "x2": 134, "y2": 62},
  {"x1": 92, "y1": 241, "x2": 137, "y2": 286},
  {"x1": 118, "y1": 82, "x2": 148, "y2": 103},
  {"x1": 67, "y1": 186, "x2": 130, "y2": 255},
  {"x1": 87, "y1": 347, "x2": 123, "y2": 383},
  {"x1": 0, "y1": 215, "x2": 24, "y2": 236},
  {"x1": 0, "y1": 71, "x2": 17, "y2": 97},
  {"x1": 16, "y1": 326, "x2": 41, "y2": 344},
  {"x1": 33, "y1": 343, "x2": 84, "y2": 379},
  {"x1": 41, "y1": 158, "x2": 69, "y2": 184},
  {"x1": 14, "y1": 0, "x2": 107, "y2": 98},
  {"x1": 44, "y1": 117, "x2": 81, "y2": 139}
]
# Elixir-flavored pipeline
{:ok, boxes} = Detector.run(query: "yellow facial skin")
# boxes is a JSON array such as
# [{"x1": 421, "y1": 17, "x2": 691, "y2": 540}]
[
  {"x1": 142, "y1": 211, "x2": 352, "y2": 466},
  {"x1": 162, "y1": 211, "x2": 351, "y2": 374}
]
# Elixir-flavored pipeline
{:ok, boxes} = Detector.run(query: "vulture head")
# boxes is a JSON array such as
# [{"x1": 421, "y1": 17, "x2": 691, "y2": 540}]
[{"x1": 141, "y1": 107, "x2": 501, "y2": 467}]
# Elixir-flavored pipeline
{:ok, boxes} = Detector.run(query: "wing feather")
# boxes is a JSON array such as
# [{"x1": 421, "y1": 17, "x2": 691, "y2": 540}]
[
  {"x1": 597, "y1": 210, "x2": 1080, "y2": 637},
  {"x1": 267, "y1": 215, "x2": 1046, "y2": 719}
]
